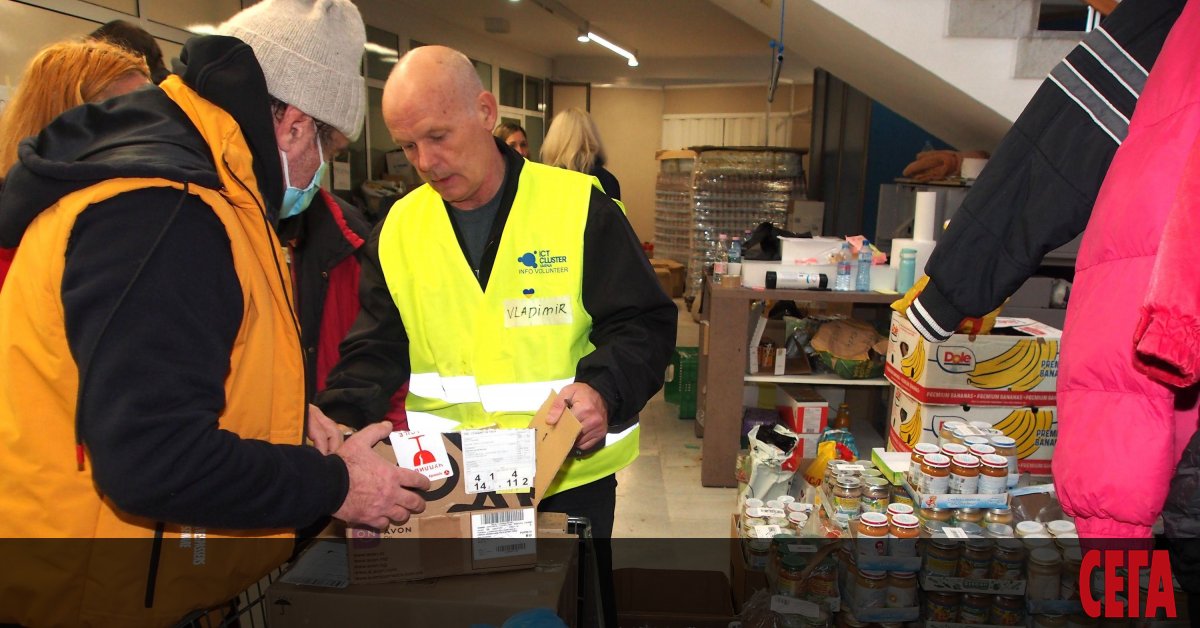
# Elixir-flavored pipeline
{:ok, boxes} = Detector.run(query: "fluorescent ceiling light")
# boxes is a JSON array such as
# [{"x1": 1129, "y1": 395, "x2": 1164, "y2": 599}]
[
  {"x1": 577, "y1": 30, "x2": 589, "y2": 43},
  {"x1": 587, "y1": 31, "x2": 638, "y2": 68},
  {"x1": 364, "y1": 42, "x2": 399, "y2": 56}
]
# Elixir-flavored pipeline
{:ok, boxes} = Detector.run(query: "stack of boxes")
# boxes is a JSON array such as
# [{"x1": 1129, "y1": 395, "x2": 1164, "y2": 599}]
[{"x1": 883, "y1": 312, "x2": 1061, "y2": 480}]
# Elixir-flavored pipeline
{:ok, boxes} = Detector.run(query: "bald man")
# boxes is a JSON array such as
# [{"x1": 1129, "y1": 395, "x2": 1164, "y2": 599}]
[{"x1": 314, "y1": 45, "x2": 676, "y2": 625}]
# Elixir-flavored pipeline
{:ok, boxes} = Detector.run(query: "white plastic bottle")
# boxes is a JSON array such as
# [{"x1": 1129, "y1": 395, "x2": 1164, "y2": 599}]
[
  {"x1": 834, "y1": 243, "x2": 853, "y2": 291},
  {"x1": 712, "y1": 233, "x2": 729, "y2": 284}
]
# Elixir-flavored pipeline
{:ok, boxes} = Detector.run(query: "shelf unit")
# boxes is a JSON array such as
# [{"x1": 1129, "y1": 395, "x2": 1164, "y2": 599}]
[{"x1": 697, "y1": 283, "x2": 897, "y2": 487}]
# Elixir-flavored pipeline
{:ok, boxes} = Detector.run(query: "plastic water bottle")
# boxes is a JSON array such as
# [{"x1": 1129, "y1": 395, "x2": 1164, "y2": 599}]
[
  {"x1": 712, "y1": 233, "x2": 729, "y2": 284},
  {"x1": 897, "y1": 248, "x2": 918, "y2": 293},
  {"x1": 729, "y1": 237, "x2": 742, "y2": 264},
  {"x1": 834, "y1": 243, "x2": 853, "y2": 291},
  {"x1": 855, "y1": 241, "x2": 873, "y2": 291}
]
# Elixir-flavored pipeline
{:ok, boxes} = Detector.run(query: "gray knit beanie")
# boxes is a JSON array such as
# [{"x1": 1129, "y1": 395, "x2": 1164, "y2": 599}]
[{"x1": 217, "y1": 0, "x2": 366, "y2": 141}]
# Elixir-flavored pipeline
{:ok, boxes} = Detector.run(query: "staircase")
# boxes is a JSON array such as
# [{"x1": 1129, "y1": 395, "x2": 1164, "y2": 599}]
[{"x1": 709, "y1": 0, "x2": 1086, "y2": 151}]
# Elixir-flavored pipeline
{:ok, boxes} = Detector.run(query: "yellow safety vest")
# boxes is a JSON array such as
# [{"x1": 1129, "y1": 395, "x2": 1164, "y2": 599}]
[
  {"x1": 378, "y1": 161, "x2": 638, "y2": 496},
  {"x1": 0, "y1": 75, "x2": 302, "y2": 627}
]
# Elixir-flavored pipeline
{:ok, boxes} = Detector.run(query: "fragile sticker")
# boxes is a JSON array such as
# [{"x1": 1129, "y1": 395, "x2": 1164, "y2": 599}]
[
  {"x1": 390, "y1": 431, "x2": 453, "y2": 481},
  {"x1": 461, "y1": 429, "x2": 536, "y2": 495},
  {"x1": 471, "y1": 508, "x2": 536, "y2": 561}
]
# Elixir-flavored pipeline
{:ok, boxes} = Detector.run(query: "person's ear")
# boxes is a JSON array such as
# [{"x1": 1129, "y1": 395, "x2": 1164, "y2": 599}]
[
  {"x1": 478, "y1": 91, "x2": 499, "y2": 132},
  {"x1": 273, "y1": 104, "x2": 313, "y2": 153}
]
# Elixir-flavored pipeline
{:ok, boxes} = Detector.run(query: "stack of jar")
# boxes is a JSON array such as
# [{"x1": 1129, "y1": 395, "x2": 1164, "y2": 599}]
[
  {"x1": 740, "y1": 496, "x2": 820, "y2": 571},
  {"x1": 917, "y1": 505, "x2": 1016, "y2": 538},
  {"x1": 909, "y1": 438, "x2": 1011, "y2": 496},
  {"x1": 925, "y1": 420, "x2": 1021, "y2": 489},
  {"x1": 825, "y1": 458, "x2": 913, "y2": 519},
  {"x1": 925, "y1": 591, "x2": 1027, "y2": 625},
  {"x1": 767, "y1": 535, "x2": 840, "y2": 613}
]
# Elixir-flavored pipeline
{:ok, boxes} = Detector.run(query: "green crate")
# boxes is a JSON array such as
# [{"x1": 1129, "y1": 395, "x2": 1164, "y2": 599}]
[{"x1": 664, "y1": 347, "x2": 698, "y2": 419}]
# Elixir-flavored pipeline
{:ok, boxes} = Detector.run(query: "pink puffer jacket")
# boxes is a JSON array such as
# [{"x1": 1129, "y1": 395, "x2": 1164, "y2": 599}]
[{"x1": 1056, "y1": 0, "x2": 1200, "y2": 539}]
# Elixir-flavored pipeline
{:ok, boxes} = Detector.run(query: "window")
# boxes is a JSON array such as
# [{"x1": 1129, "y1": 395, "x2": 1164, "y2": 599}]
[
  {"x1": 499, "y1": 68, "x2": 524, "y2": 109},
  {"x1": 365, "y1": 26, "x2": 398, "y2": 81},
  {"x1": 525, "y1": 76, "x2": 545, "y2": 113},
  {"x1": 473, "y1": 59, "x2": 493, "y2": 92}
]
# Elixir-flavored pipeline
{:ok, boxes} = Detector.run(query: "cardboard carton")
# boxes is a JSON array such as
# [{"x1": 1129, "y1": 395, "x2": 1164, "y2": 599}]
[
  {"x1": 346, "y1": 395, "x2": 581, "y2": 584},
  {"x1": 885, "y1": 312, "x2": 1061, "y2": 406},
  {"x1": 650, "y1": 258, "x2": 686, "y2": 298},
  {"x1": 267, "y1": 521, "x2": 578, "y2": 627},
  {"x1": 775, "y1": 384, "x2": 830, "y2": 433},
  {"x1": 615, "y1": 568, "x2": 736, "y2": 628},
  {"x1": 886, "y1": 388, "x2": 1056, "y2": 476},
  {"x1": 728, "y1": 515, "x2": 768, "y2": 612}
]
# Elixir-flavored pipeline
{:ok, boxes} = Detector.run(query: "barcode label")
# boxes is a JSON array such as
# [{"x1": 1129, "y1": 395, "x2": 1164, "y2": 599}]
[
  {"x1": 477, "y1": 510, "x2": 528, "y2": 525},
  {"x1": 836, "y1": 464, "x2": 865, "y2": 472},
  {"x1": 472, "y1": 508, "x2": 536, "y2": 562},
  {"x1": 944, "y1": 527, "x2": 969, "y2": 539}
]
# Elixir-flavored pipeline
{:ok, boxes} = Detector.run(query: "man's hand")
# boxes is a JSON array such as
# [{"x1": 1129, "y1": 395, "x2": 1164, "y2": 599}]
[
  {"x1": 333, "y1": 421, "x2": 430, "y2": 529},
  {"x1": 306, "y1": 404, "x2": 344, "y2": 455},
  {"x1": 546, "y1": 383, "x2": 608, "y2": 452}
]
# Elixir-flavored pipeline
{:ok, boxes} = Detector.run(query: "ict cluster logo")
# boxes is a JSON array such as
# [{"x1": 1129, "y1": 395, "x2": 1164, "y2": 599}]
[{"x1": 517, "y1": 250, "x2": 568, "y2": 275}]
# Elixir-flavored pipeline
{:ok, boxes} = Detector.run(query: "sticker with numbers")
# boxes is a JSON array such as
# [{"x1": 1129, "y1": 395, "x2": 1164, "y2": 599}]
[
  {"x1": 944, "y1": 527, "x2": 969, "y2": 539},
  {"x1": 461, "y1": 429, "x2": 536, "y2": 495},
  {"x1": 471, "y1": 508, "x2": 536, "y2": 561},
  {"x1": 752, "y1": 524, "x2": 783, "y2": 539}
]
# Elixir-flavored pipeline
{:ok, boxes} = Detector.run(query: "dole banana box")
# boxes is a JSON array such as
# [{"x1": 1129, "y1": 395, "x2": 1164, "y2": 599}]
[
  {"x1": 886, "y1": 388, "x2": 1057, "y2": 476},
  {"x1": 885, "y1": 312, "x2": 1061, "y2": 406}
]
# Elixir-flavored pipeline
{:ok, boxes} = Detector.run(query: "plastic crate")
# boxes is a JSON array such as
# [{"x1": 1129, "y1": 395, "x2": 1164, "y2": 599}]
[{"x1": 664, "y1": 347, "x2": 698, "y2": 419}]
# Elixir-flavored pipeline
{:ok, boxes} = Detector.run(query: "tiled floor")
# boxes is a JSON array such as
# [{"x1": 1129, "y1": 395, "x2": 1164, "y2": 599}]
[{"x1": 610, "y1": 300, "x2": 888, "y2": 575}]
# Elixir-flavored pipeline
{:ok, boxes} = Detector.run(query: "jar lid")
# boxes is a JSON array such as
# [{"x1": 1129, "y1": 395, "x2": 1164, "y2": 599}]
[
  {"x1": 914, "y1": 442, "x2": 941, "y2": 454},
  {"x1": 777, "y1": 495, "x2": 796, "y2": 504},
  {"x1": 985, "y1": 523, "x2": 1014, "y2": 538},
  {"x1": 941, "y1": 420, "x2": 966, "y2": 432},
  {"x1": 1030, "y1": 547, "x2": 1062, "y2": 565},
  {"x1": 889, "y1": 570, "x2": 916, "y2": 579},
  {"x1": 959, "y1": 522, "x2": 984, "y2": 536},
  {"x1": 958, "y1": 507, "x2": 982, "y2": 514},
  {"x1": 922, "y1": 520, "x2": 945, "y2": 535},
  {"x1": 786, "y1": 502, "x2": 813, "y2": 514},
  {"x1": 864, "y1": 476, "x2": 890, "y2": 488},
  {"x1": 988, "y1": 507, "x2": 1012, "y2": 515},
  {"x1": 942, "y1": 443, "x2": 969, "y2": 456},
  {"x1": 965, "y1": 537, "x2": 992, "y2": 549},
  {"x1": 855, "y1": 459, "x2": 877, "y2": 469},
  {"x1": 951, "y1": 453, "x2": 980, "y2": 468},
  {"x1": 781, "y1": 553, "x2": 810, "y2": 569},
  {"x1": 997, "y1": 538, "x2": 1025, "y2": 551},
  {"x1": 969, "y1": 444, "x2": 997, "y2": 457},
  {"x1": 968, "y1": 421, "x2": 993, "y2": 431},
  {"x1": 766, "y1": 500, "x2": 784, "y2": 510},
  {"x1": 1016, "y1": 521, "x2": 1046, "y2": 535},
  {"x1": 891, "y1": 513, "x2": 920, "y2": 528},
  {"x1": 837, "y1": 476, "x2": 863, "y2": 489},
  {"x1": 743, "y1": 498, "x2": 764, "y2": 509},
  {"x1": 745, "y1": 507, "x2": 764, "y2": 518},
  {"x1": 860, "y1": 512, "x2": 889, "y2": 527},
  {"x1": 1024, "y1": 535, "x2": 1055, "y2": 550},
  {"x1": 787, "y1": 512, "x2": 808, "y2": 525},
  {"x1": 980, "y1": 454, "x2": 1008, "y2": 468},
  {"x1": 858, "y1": 569, "x2": 887, "y2": 579},
  {"x1": 887, "y1": 503, "x2": 914, "y2": 515},
  {"x1": 962, "y1": 436, "x2": 990, "y2": 448},
  {"x1": 989, "y1": 435, "x2": 1017, "y2": 447},
  {"x1": 1047, "y1": 520, "x2": 1077, "y2": 536},
  {"x1": 923, "y1": 453, "x2": 951, "y2": 468}
]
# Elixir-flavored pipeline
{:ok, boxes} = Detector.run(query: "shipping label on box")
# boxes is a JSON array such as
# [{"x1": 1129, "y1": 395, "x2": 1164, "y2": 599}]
[
  {"x1": 885, "y1": 312, "x2": 1060, "y2": 406},
  {"x1": 885, "y1": 388, "x2": 1056, "y2": 475},
  {"x1": 347, "y1": 395, "x2": 580, "y2": 584},
  {"x1": 775, "y1": 384, "x2": 829, "y2": 433}
]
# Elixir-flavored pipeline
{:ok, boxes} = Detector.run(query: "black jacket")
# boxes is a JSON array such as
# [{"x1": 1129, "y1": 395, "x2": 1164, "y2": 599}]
[
  {"x1": 904, "y1": 0, "x2": 1183, "y2": 342},
  {"x1": 315, "y1": 140, "x2": 677, "y2": 430},
  {"x1": 278, "y1": 190, "x2": 371, "y2": 401},
  {"x1": 0, "y1": 36, "x2": 347, "y2": 530},
  {"x1": 590, "y1": 163, "x2": 622, "y2": 201}
]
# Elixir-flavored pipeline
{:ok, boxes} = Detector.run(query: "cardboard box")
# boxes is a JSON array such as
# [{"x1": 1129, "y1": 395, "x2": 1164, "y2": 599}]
[
  {"x1": 729, "y1": 515, "x2": 768, "y2": 612},
  {"x1": 650, "y1": 258, "x2": 686, "y2": 298},
  {"x1": 775, "y1": 384, "x2": 830, "y2": 433},
  {"x1": 885, "y1": 312, "x2": 1061, "y2": 406},
  {"x1": 886, "y1": 387, "x2": 1056, "y2": 476},
  {"x1": 266, "y1": 529, "x2": 578, "y2": 627},
  {"x1": 347, "y1": 395, "x2": 581, "y2": 584},
  {"x1": 615, "y1": 568, "x2": 736, "y2": 628},
  {"x1": 870, "y1": 448, "x2": 910, "y2": 485}
]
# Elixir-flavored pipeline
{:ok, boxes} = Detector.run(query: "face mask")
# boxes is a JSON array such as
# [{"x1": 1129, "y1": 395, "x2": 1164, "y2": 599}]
[{"x1": 278, "y1": 124, "x2": 327, "y2": 219}]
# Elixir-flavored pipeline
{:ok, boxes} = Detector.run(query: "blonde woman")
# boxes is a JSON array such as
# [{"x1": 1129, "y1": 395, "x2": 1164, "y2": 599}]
[
  {"x1": 541, "y1": 107, "x2": 621, "y2": 200},
  {"x1": 493, "y1": 120, "x2": 529, "y2": 158},
  {"x1": 0, "y1": 39, "x2": 149, "y2": 289}
]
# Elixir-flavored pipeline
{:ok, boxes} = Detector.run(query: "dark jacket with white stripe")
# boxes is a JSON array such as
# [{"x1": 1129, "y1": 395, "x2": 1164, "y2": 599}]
[{"x1": 904, "y1": 0, "x2": 1183, "y2": 342}]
